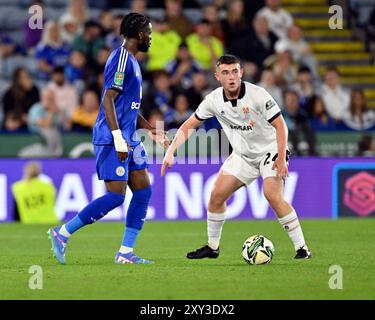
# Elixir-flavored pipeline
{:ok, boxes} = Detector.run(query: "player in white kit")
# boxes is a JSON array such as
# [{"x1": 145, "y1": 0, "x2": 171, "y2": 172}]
[{"x1": 162, "y1": 54, "x2": 311, "y2": 259}]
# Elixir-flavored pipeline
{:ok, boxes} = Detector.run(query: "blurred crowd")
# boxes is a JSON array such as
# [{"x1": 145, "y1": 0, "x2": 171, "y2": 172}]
[{"x1": 0, "y1": 0, "x2": 375, "y2": 156}]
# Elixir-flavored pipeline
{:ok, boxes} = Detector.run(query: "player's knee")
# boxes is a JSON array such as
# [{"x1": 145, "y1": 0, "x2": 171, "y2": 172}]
[
  {"x1": 209, "y1": 190, "x2": 226, "y2": 209},
  {"x1": 132, "y1": 186, "x2": 152, "y2": 204},
  {"x1": 263, "y1": 190, "x2": 280, "y2": 206},
  {"x1": 109, "y1": 192, "x2": 126, "y2": 206}
]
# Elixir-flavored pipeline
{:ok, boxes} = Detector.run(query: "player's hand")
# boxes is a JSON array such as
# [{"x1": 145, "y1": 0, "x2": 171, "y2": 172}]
[
  {"x1": 112, "y1": 129, "x2": 128, "y2": 162},
  {"x1": 272, "y1": 156, "x2": 288, "y2": 179},
  {"x1": 149, "y1": 128, "x2": 170, "y2": 149},
  {"x1": 161, "y1": 149, "x2": 174, "y2": 177}
]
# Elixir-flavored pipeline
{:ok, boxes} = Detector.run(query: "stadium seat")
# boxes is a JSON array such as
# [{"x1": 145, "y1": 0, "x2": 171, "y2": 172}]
[
  {"x1": 43, "y1": 0, "x2": 69, "y2": 8},
  {"x1": 2, "y1": 56, "x2": 38, "y2": 79},
  {"x1": 45, "y1": 7, "x2": 65, "y2": 21}
]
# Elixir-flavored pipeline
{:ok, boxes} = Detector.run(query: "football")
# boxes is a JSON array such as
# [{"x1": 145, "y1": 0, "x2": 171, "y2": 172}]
[{"x1": 242, "y1": 235, "x2": 275, "y2": 265}]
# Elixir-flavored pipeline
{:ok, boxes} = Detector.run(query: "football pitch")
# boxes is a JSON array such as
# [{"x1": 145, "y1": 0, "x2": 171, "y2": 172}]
[{"x1": 0, "y1": 219, "x2": 374, "y2": 300}]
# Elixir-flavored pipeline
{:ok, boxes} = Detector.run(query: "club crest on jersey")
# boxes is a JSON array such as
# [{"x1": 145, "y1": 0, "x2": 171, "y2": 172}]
[
  {"x1": 114, "y1": 72, "x2": 124, "y2": 85},
  {"x1": 116, "y1": 166, "x2": 125, "y2": 177},
  {"x1": 242, "y1": 106, "x2": 250, "y2": 114}
]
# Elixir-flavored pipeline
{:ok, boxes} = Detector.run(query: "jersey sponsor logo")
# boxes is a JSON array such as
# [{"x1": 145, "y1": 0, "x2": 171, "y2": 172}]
[
  {"x1": 230, "y1": 124, "x2": 254, "y2": 131},
  {"x1": 114, "y1": 72, "x2": 124, "y2": 86},
  {"x1": 116, "y1": 166, "x2": 125, "y2": 177},
  {"x1": 131, "y1": 102, "x2": 141, "y2": 109},
  {"x1": 265, "y1": 99, "x2": 276, "y2": 110}
]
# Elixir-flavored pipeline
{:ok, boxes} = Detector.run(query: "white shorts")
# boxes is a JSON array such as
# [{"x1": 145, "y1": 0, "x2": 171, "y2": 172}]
[{"x1": 220, "y1": 151, "x2": 289, "y2": 185}]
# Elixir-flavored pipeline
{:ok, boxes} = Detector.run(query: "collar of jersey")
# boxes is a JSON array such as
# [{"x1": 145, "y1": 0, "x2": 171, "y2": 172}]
[{"x1": 222, "y1": 82, "x2": 246, "y2": 107}]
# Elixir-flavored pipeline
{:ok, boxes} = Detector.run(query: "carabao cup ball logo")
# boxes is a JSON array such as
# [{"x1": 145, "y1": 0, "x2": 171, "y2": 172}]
[{"x1": 344, "y1": 171, "x2": 375, "y2": 216}]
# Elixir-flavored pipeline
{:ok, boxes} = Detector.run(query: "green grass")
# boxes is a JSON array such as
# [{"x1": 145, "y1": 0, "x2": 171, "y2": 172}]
[{"x1": 0, "y1": 219, "x2": 374, "y2": 300}]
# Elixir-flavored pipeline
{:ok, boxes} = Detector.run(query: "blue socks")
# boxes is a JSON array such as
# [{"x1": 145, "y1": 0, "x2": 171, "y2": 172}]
[
  {"x1": 121, "y1": 186, "x2": 152, "y2": 249},
  {"x1": 62, "y1": 192, "x2": 125, "y2": 236},
  {"x1": 58, "y1": 186, "x2": 152, "y2": 254}
]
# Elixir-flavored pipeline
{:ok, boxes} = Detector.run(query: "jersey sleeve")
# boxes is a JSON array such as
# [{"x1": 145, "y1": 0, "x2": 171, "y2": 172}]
[
  {"x1": 104, "y1": 48, "x2": 129, "y2": 92},
  {"x1": 194, "y1": 94, "x2": 215, "y2": 121},
  {"x1": 257, "y1": 88, "x2": 282, "y2": 123}
]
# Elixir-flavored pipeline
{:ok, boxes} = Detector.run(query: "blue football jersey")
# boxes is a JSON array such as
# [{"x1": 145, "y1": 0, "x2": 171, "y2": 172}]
[{"x1": 93, "y1": 45, "x2": 143, "y2": 147}]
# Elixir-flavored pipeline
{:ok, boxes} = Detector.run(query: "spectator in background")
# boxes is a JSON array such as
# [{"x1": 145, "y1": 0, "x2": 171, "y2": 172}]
[
  {"x1": 146, "y1": 18, "x2": 181, "y2": 72},
  {"x1": 0, "y1": 34, "x2": 18, "y2": 58},
  {"x1": 130, "y1": 0, "x2": 147, "y2": 14},
  {"x1": 94, "y1": 46, "x2": 111, "y2": 75},
  {"x1": 290, "y1": 66, "x2": 319, "y2": 110},
  {"x1": 275, "y1": 25, "x2": 318, "y2": 78},
  {"x1": 186, "y1": 19, "x2": 224, "y2": 71},
  {"x1": 221, "y1": 0, "x2": 250, "y2": 55},
  {"x1": 239, "y1": 15, "x2": 277, "y2": 71},
  {"x1": 47, "y1": 67, "x2": 78, "y2": 118},
  {"x1": 12, "y1": 161, "x2": 59, "y2": 224},
  {"x1": 71, "y1": 90, "x2": 99, "y2": 132},
  {"x1": 59, "y1": 14, "x2": 80, "y2": 45},
  {"x1": 87, "y1": 71, "x2": 104, "y2": 100},
  {"x1": 282, "y1": 90, "x2": 317, "y2": 155},
  {"x1": 265, "y1": 47, "x2": 298, "y2": 87},
  {"x1": 165, "y1": 42, "x2": 202, "y2": 89},
  {"x1": 65, "y1": 50, "x2": 86, "y2": 87},
  {"x1": 256, "y1": 0, "x2": 293, "y2": 40},
  {"x1": 105, "y1": 14, "x2": 124, "y2": 50},
  {"x1": 321, "y1": 68, "x2": 350, "y2": 122},
  {"x1": 169, "y1": 93, "x2": 194, "y2": 129},
  {"x1": 185, "y1": 71, "x2": 210, "y2": 109},
  {"x1": 144, "y1": 70, "x2": 176, "y2": 125},
  {"x1": 165, "y1": 0, "x2": 194, "y2": 40},
  {"x1": 307, "y1": 95, "x2": 337, "y2": 131},
  {"x1": 2, "y1": 68, "x2": 40, "y2": 131},
  {"x1": 23, "y1": 0, "x2": 46, "y2": 51},
  {"x1": 343, "y1": 89, "x2": 375, "y2": 131},
  {"x1": 27, "y1": 88, "x2": 67, "y2": 157},
  {"x1": 357, "y1": 134, "x2": 375, "y2": 156},
  {"x1": 72, "y1": 20, "x2": 104, "y2": 67},
  {"x1": 3, "y1": 112, "x2": 24, "y2": 132},
  {"x1": 257, "y1": 68, "x2": 283, "y2": 108},
  {"x1": 35, "y1": 21, "x2": 71, "y2": 80},
  {"x1": 202, "y1": 4, "x2": 224, "y2": 42},
  {"x1": 60, "y1": 0, "x2": 90, "y2": 35},
  {"x1": 147, "y1": 109, "x2": 165, "y2": 130},
  {"x1": 99, "y1": 10, "x2": 114, "y2": 38}
]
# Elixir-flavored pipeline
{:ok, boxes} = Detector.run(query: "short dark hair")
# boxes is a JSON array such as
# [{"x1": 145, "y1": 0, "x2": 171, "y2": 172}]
[
  {"x1": 216, "y1": 54, "x2": 241, "y2": 67},
  {"x1": 52, "y1": 66, "x2": 65, "y2": 74},
  {"x1": 120, "y1": 12, "x2": 150, "y2": 38}
]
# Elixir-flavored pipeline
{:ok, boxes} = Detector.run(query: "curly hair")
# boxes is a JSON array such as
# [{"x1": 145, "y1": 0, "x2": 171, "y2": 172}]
[{"x1": 120, "y1": 12, "x2": 150, "y2": 39}]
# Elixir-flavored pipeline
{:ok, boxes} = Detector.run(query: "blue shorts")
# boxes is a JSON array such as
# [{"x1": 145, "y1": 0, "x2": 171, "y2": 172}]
[{"x1": 94, "y1": 143, "x2": 149, "y2": 181}]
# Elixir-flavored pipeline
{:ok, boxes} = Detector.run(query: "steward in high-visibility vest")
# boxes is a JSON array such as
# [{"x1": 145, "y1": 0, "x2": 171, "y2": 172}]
[{"x1": 12, "y1": 162, "x2": 59, "y2": 224}]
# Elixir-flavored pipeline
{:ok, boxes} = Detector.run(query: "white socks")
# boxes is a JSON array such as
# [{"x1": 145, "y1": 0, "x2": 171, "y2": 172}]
[
  {"x1": 119, "y1": 246, "x2": 133, "y2": 254},
  {"x1": 278, "y1": 210, "x2": 307, "y2": 251},
  {"x1": 207, "y1": 211, "x2": 226, "y2": 250},
  {"x1": 59, "y1": 225, "x2": 71, "y2": 238}
]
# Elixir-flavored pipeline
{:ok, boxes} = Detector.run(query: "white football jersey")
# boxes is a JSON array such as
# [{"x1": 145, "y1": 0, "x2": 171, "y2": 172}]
[{"x1": 195, "y1": 81, "x2": 282, "y2": 159}]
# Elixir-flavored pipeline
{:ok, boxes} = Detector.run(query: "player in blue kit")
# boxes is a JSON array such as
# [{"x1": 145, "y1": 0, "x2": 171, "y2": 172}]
[{"x1": 48, "y1": 13, "x2": 169, "y2": 265}]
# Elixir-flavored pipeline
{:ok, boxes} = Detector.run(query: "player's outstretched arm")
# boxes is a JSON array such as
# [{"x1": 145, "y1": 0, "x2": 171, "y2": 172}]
[
  {"x1": 270, "y1": 114, "x2": 289, "y2": 179},
  {"x1": 103, "y1": 89, "x2": 128, "y2": 162},
  {"x1": 161, "y1": 114, "x2": 202, "y2": 177}
]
